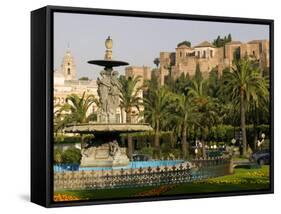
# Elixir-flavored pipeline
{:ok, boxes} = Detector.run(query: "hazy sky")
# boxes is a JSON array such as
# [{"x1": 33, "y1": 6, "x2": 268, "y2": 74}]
[{"x1": 54, "y1": 12, "x2": 269, "y2": 79}]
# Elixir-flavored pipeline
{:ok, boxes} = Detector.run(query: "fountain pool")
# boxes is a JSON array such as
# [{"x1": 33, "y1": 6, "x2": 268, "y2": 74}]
[{"x1": 54, "y1": 160, "x2": 184, "y2": 172}]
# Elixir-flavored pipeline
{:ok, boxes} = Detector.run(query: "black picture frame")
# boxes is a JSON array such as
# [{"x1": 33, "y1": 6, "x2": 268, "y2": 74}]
[{"x1": 31, "y1": 5, "x2": 274, "y2": 208}]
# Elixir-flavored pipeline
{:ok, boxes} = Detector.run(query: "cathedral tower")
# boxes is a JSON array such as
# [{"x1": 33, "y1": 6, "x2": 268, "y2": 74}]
[{"x1": 61, "y1": 48, "x2": 77, "y2": 80}]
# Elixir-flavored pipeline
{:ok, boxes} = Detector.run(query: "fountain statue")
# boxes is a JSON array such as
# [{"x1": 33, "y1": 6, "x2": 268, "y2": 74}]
[{"x1": 64, "y1": 36, "x2": 153, "y2": 167}]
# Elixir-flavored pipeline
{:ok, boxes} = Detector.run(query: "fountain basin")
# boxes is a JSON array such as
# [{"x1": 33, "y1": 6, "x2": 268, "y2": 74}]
[
  {"x1": 64, "y1": 123, "x2": 153, "y2": 134},
  {"x1": 64, "y1": 123, "x2": 153, "y2": 167}
]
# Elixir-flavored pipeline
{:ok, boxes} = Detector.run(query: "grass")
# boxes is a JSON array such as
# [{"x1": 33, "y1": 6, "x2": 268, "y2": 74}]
[
  {"x1": 163, "y1": 165, "x2": 269, "y2": 195},
  {"x1": 54, "y1": 166, "x2": 270, "y2": 201}
]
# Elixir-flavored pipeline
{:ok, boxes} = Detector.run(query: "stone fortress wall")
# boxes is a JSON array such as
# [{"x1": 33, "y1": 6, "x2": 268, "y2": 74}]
[{"x1": 159, "y1": 40, "x2": 269, "y2": 85}]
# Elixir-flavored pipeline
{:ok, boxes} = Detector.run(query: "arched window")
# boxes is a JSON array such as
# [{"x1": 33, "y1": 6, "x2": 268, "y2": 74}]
[
  {"x1": 67, "y1": 68, "x2": 71, "y2": 75},
  {"x1": 179, "y1": 52, "x2": 182, "y2": 57},
  {"x1": 203, "y1": 50, "x2": 206, "y2": 58},
  {"x1": 210, "y1": 50, "x2": 213, "y2": 58}
]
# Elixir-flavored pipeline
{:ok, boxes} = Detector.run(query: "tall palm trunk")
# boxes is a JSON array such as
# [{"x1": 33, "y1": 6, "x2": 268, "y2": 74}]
[
  {"x1": 240, "y1": 90, "x2": 247, "y2": 156},
  {"x1": 127, "y1": 134, "x2": 133, "y2": 160},
  {"x1": 253, "y1": 106, "x2": 258, "y2": 151},
  {"x1": 154, "y1": 120, "x2": 160, "y2": 159},
  {"x1": 126, "y1": 109, "x2": 133, "y2": 160},
  {"x1": 181, "y1": 122, "x2": 187, "y2": 159},
  {"x1": 126, "y1": 109, "x2": 132, "y2": 123}
]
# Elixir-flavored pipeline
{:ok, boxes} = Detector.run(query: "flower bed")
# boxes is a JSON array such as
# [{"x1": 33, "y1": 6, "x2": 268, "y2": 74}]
[
  {"x1": 53, "y1": 193, "x2": 82, "y2": 202},
  {"x1": 135, "y1": 185, "x2": 176, "y2": 197}
]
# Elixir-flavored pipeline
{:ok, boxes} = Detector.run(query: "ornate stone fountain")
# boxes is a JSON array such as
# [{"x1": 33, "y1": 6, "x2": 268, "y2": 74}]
[{"x1": 64, "y1": 36, "x2": 153, "y2": 167}]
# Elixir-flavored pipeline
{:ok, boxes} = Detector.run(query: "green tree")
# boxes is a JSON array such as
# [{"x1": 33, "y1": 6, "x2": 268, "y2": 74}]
[
  {"x1": 144, "y1": 87, "x2": 172, "y2": 158},
  {"x1": 62, "y1": 92, "x2": 98, "y2": 124},
  {"x1": 177, "y1": 40, "x2": 191, "y2": 47},
  {"x1": 188, "y1": 79, "x2": 208, "y2": 106},
  {"x1": 188, "y1": 79, "x2": 221, "y2": 157},
  {"x1": 54, "y1": 147, "x2": 63, "y2": 164},
  {"x1": 61, "y1": 147, "x2": 82, "y2": 164},
  {"x1": 172, "y1": 93, "x2": 198, "y2": 159},
  {"x1": 119, "y1": 75, "x2": 142, "y2": 159},
  {"x1": 164, "y1": 64, "x2": 175, "y2": 89},
  {"x1": 227, "y1": 33, "x2": 232, "y2": 42},
  {"x1": 153, "y1": 58, "x2": 160, "y2": 68},
  {"x1": 119, "y1": 75, "x2": 142, "y2": 123},
  {"x1": 194, "y1": 63, "x2": 203, "y2": 83},
  {"x1": 247, "y1": 73, "x2": 269, "y2": 150},
  {"x1": 54, "y1": 103, "x2": 67, "y2": 135},
  {"x1": 174, "y1": 73, "x2": 191, "y2": 95},
  {"x1": 222, "y1": 57, "x2": 268, "y2": 155},
  {"x1": 207, "y1": 68, "x2": 221, "y2": 98},
  {"x1": 212, "y1": 34, "x2": 232, "y2": 47}
]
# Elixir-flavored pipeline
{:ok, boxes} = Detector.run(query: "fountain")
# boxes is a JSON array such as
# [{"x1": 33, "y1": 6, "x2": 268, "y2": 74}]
[{"x1": 64, "y1": 36, "x2": 153, "y2": 167}]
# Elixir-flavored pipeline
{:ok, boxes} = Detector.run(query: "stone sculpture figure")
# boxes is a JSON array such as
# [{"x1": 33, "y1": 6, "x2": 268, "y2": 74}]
[
  {"x1": 80, "y1": 141, "x2": 129, "y2": 167},
  {"x1": 109, "y1": 140, "x2": 119, "y2": 157},
  {"x1": 97, "y1": 68, "x2": 121, "y2": 123},
  {"x1": 97, "y1": 70, "x2": 112, "y2": 122},
  {"x1": 109, "y1": 71, "x2": 121, "y2": 110}
]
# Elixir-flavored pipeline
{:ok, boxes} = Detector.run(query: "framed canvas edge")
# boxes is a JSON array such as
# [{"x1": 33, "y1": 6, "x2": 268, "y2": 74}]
[{"x1": 31, "y1": 5, "x2": 274, "y2": 208}]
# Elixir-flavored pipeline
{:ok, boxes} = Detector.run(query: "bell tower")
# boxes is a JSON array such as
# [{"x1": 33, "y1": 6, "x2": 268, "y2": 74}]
[{"x1": 61, "y1": 48, "x2": 77, "y2": 80}]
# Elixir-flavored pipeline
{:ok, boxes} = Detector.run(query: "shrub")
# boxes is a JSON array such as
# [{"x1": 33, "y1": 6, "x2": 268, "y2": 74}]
[
  {"x1": 160, "y1": 143, "x2": 180, "y2": 159},
  {"x1": 207, "y1": 124, "x2": 270, "y2": 145},
  {"x1": 139, "y1": 147, "x2": 154, "y2": 158},
  {"x1": 61, "y1": 147, "x2": 82, "y2": 164},
  {"x1": 120, "y1": 131, "x2": 174, "y2": 150},
  {"x1": 54, "y1": 148, "x2": 63, "y2": 164}
]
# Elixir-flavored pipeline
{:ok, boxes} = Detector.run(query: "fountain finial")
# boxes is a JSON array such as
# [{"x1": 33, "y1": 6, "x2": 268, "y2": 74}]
[{"x1": 105, "y1": 36, "x2": 113, "y2": 60}]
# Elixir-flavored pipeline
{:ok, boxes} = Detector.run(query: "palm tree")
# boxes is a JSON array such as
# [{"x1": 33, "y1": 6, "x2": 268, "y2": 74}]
[
  {"x1": 62, "y1": 92, "x2": 98, "y2": 124},
  {"x1": 171, "y1": 93, "x2": 199, "y2": 159},
  {"x1": 222, "y1": 57, "x2": 268, "y2": 156},
  {"x1": 247, "y1": 77, "x2": 269, "y2": 151},
  {"x1": 188, "y1": 79, "x2": 208, "y2": 106},
  {"x1": 61, "y1": 92, "x2": 98, "y2": 148},
  {"x1": 119, "y1": 75, "x2": 142, "y2": 159},
  {"x1": 188, "y1": 79, "x2": 220, "y2": 158},
  {"x1": 119, "y1": 75, "x2": 142, "y2": 123},
  {"x1": 54, "y1": 103, "x2": 67, "y2": 135},
  {"x1": 144, "y1": 87, "x2": 172, "y2": 158},
  {"x1": 153, "y1": 58, "x2": 160, "y2": 68}
]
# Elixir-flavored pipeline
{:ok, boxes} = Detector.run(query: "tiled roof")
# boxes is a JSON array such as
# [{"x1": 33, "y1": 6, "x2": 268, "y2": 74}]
[
  {"x1": 193, "y1": 41, "x2": 214, "y2": 48},
  {"x1": 225, "y1": 41, "x2": 242, "y2": 45},
  {"x1": 248, "y1": 40, "x2": 266, "y2": 44}
]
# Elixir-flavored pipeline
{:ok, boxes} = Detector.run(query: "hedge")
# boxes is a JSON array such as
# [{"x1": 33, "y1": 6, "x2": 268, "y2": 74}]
[
  {"x1": 61, "y1": 147, "x2": 82, "y2": 164},
  {"x1": 120, "y1": 131, "x2": 174, "y2": 150},
  {"x1": 119, "y1": 124, "x2": 270, "y2": 150},
  {"x1": 188, "y1": 124, "x2": 269, "y2": 143}
]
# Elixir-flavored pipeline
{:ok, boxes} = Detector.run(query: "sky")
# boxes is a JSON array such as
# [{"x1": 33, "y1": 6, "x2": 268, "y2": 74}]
[{"x1": 54, "y1": 12, "x2": 269, "y2": 79}]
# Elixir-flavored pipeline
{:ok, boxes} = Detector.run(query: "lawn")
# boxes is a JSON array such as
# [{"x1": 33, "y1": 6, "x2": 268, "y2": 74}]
[{"x1": 54, "y1": 166, "x2": 270, "y2": 201}]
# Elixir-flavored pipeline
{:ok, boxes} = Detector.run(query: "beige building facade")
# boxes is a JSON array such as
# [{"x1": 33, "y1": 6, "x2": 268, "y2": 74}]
[
  {"x1": 54, "y1": 49, "x2": 99, "y2": 119},
  {"x1": 159, "y1": 40, "x2": 269, "y2": 85}
]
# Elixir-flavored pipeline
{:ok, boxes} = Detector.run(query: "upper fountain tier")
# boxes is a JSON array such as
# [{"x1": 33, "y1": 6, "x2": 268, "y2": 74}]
[
  {"x1": 88, "y1": 36, "x2": 129, "y2": 69},
  {"x1": 88, "y1": 59, "x2": 129, "y2": 68}
]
